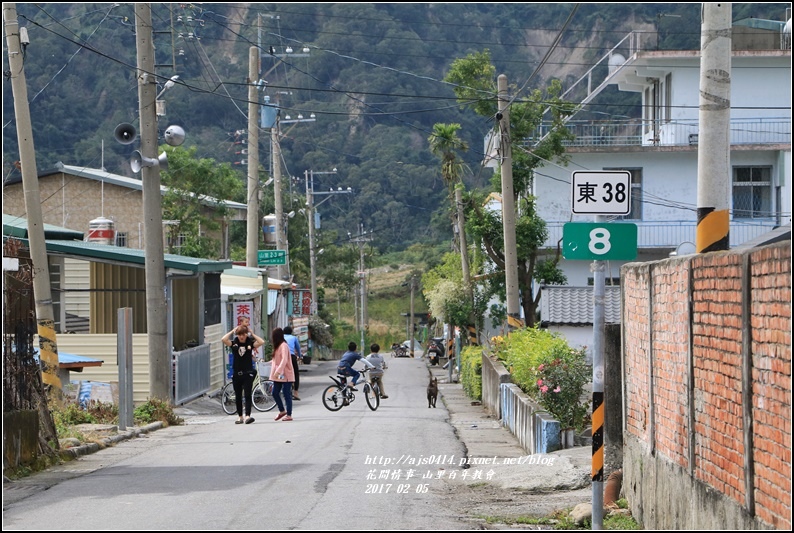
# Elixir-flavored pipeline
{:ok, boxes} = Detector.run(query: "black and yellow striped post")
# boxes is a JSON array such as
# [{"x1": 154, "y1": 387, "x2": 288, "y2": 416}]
[
  {"x1": 696, "y1": 208, "x2": 729, "y2": 253},
  {"x1": 467, "y1": 324, "x2": 478, "y2": 346},
  {"x1": 591, "y1": 391, "x2": 604, "y2": 483}
]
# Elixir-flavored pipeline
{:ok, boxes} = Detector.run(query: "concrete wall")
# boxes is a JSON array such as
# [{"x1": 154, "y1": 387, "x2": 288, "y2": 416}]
[
  {"x1": 621, "y1": 241, "x2": 791, "y2": 530},
  {"x1": 481, "y1": 354, "x2": 561, "y2": 455}
]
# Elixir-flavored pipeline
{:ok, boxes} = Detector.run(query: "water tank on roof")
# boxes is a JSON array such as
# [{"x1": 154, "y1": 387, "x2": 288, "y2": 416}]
[
  {"x1": 262, "y1": 214, "x2": 277, "y2": 244},
  {"x1": 784, "y1": 18, "x2": 791, "y2": 49},
  {"x1": 609, "y1": 53, "x2": 626, "y2": 74},
  {"x1": 87, "y1": 216, "x2": 116, "y2": 245}
]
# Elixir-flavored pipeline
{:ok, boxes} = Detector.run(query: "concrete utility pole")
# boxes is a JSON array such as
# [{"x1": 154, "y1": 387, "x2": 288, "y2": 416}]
[
  {"x1": 135, "y1": 4, "x2": 169, "y2": 400},
  {"x1": 246, "y1": 46, "x2": 260, "y2": 267},
  {"x1": 271, "y1": 123, "x2": 286, "y2": 280},
  {"x1": 4, "y1": 3, "x2": 61, "y2": 399},
  {"x1": 351, "y1": 226, "x2": 372, "y2": 351},
  {"x1": 456, "y1": 184, "x2": 477, "y2": 345},
  {"x1": 696, "y1": 2, "x2": 732, "y2": 253},
  {"x1": 497, "y1": 74, "x2": 522, "y2": 331}
]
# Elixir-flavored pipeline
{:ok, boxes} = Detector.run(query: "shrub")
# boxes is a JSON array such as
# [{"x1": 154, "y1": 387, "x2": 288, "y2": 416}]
[
  {"x1": 134, "y1": 398, "x2": 183, "y2": 426},
  {"x1": 460, "y1": 346, "x2": 482, "y2": 401},
  {"x1": 493, "y1": 327, "x2": 570, "y2": 393},
  {"x1": 533, "y1": 345, "x2": 590, "y2": 430}
]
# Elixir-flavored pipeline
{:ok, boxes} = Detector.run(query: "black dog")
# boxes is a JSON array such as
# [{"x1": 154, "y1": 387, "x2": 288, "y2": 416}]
[{"x1": 427, "y1": 377, "x2": 438, "y2": 408}]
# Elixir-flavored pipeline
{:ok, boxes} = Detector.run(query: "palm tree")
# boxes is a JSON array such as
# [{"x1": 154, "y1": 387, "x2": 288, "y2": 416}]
[{"x1": 428, "y1": 123, "x2": 468, "y2": 203}]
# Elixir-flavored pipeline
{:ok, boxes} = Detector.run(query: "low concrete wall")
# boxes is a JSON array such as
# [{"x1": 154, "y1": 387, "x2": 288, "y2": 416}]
[
  {"x1": 501, "y1": 383, "x2": 561, "y2": 454},
  {"x1": 481, "y1": 353, "x2": 511, "y2": 417},
  {"x1": 624, "y1": 435, "x2": 767, "y2": 530},
  {"x1": 481, "y1": 354, "x2": 561, "y2": 455},
  {"x1": 3, "y1": 410, "x2": 38, "y2": 471}
]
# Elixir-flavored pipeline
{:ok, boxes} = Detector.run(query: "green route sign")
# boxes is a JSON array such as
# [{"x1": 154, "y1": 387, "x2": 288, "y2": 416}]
[
  {"x1": 258, "y1": 250, "x2": 286, "y2": 266},
  {"x1": 562, "y1": 223, "x2": 638, "y2": 261}
]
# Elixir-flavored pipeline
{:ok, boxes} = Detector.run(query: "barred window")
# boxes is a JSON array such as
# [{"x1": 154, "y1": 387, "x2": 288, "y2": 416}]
[{"x1": 733, "y1": 166, "x2": 771, "y2": 219}]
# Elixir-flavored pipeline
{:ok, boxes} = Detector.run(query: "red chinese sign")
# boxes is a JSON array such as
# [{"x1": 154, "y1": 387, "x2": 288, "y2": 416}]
[{"x1": 291, "y1": 290, "x2": 312, "y2": 316}]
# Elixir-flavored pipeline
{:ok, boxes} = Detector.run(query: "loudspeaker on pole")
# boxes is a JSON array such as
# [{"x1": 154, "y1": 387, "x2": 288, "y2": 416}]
[{"x1": 114, "y1": 123, "x2": 137, "y2": 145}]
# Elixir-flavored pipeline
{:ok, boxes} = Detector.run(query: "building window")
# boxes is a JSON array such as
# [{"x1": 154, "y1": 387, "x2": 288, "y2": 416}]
[
  {"x1": 604, "y1": 167, "x2": 642, "y2": 220},
  {"x1": 733, "y1": 166, "x2": 772, "y2": 219},
  {"x1": 664, "y1": 73, "x2": 672, "y2": 122},
  {"x1": 588, "y1": 277, "x2": 621, "y2": 286},
  {"x1": 115, "y1": 231, "x2": 128, "y2": 247}
]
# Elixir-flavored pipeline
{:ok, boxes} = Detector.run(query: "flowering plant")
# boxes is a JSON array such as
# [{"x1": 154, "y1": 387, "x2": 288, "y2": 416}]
[{"x1": 532, "y1": 345, "x2": 590, "y2": 430}]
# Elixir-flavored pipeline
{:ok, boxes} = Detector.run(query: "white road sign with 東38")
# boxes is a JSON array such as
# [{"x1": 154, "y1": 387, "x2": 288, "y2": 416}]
[{"x1": 571, "y1": 170, "x2": 631, "y2": 215}]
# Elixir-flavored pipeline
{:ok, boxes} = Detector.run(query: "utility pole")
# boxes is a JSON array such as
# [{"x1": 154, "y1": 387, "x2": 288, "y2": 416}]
[
  {"x1": 304, "y1": 168, "x2": 345, "y2": 314},
  {"x1": 351, "y1": 226, "x2": 372, "y2": 351},
  {"x1": 497, "y1": 74, "x2": 523, "y2": 331},
  {"x1": 271, "y1": 122, "x2": 286, "y2": 280},
  {"x1": 456, "y1": 184, "x2": 477, "y2": 345},
  {"x1": 246, "y1": 46, "x2": 260, "y2": 267},
  {"x1": 409, "y1": 275, "x2": 416, "y2": 357},
  {"x1": 696, "y1": 2, "x2": 732, "y2": 253},
  {"x1": 135, "y1": 3, "x2": 169, "y2": 400},
  {"x1": 4, "y1": 3, "x2": 61, "y2": 399}
]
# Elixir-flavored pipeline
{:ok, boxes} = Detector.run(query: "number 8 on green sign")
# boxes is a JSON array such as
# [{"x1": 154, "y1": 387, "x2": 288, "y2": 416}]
[{"x1": 589, "y1": 228, "x2": 612, "y2": 255}]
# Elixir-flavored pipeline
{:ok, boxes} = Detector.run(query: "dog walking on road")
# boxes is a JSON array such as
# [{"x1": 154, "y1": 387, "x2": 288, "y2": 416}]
[{"x1": 427, "y1": 377, "x2": 438, "y2": 408}]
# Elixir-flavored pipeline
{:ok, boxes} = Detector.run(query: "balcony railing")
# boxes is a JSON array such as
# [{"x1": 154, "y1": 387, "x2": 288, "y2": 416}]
[
  {"x1": 544, "y1": 220, "x2": 782, "y2": 250},
  {"x1": 526, "y1": 118, "x2": 791, "y2": 149}
]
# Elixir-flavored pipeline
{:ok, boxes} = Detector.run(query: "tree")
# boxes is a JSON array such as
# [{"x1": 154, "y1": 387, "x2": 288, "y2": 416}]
[
  {"x1": 159, "y1": 146, "x2": 244, "y2": 259},
  {"x1": 444, "y1": 50, "x2": 574, "y2": 327}
]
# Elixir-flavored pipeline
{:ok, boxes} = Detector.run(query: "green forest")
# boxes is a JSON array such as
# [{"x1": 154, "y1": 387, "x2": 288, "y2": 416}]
[{"x1": 4, "y1": 2, "x2": 789, "y2": 264}]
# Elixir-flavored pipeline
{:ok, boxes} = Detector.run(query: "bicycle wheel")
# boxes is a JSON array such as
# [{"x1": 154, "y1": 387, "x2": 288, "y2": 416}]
[
  {"x1": 364, "y1": 383, "x2": 379, "y2": 411},
  {"x1": 322, "y1": 384, "x2": 345, "y2": 412},
  {"x1": 252, "y1": 380, "x2": 277, "y2": 412},
  {"x1": 220, "y1": 382, "x2": 237, "y2": 415}
]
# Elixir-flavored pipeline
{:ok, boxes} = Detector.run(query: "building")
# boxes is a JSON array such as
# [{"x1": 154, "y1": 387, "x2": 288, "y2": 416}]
[
  {"x1": 2, "y1": 162, "x2": 247, "y2": 257},
  {"x1": 486, "y1": 14, "x2": 791, "y2": 353}
]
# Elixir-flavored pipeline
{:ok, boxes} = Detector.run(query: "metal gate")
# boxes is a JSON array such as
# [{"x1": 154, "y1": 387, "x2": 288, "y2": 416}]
[{"x1": 172, "y1": 344, "x2": 210, "y2": 405}]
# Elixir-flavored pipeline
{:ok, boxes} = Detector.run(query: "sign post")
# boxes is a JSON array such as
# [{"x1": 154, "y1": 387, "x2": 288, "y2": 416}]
[{"x1": 568, "y1": 170, "x2": 633, "y2": 530}]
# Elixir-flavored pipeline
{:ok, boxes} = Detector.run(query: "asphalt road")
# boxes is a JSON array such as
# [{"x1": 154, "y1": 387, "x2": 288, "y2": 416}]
[{"x1": 3, "y1": 358, "x2": 479, "y2": 530}]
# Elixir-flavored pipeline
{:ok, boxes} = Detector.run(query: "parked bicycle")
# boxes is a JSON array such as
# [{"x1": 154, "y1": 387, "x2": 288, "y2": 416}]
[
  {"x1": 322, "y1": 367, "x2": 379, "y2": 412},
  {"x1": 220, "y1": 361, "x2": 277, "y2": 414}
]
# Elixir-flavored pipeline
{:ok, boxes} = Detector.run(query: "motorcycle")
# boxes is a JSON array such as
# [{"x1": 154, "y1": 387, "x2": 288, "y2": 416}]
[{"x1": 426, "y1": 338, "x2": 444, "y2": 366}]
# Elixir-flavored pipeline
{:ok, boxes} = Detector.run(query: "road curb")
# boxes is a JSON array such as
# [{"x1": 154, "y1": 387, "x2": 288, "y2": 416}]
[{"x1": 58, "y1": 421, "x2": 164, "y2": 461}]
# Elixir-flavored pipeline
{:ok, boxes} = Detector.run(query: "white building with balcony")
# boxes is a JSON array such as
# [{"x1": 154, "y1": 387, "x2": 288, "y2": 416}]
[{"x1": 498, "y1": 15, "x2": 791, "y2": 350}]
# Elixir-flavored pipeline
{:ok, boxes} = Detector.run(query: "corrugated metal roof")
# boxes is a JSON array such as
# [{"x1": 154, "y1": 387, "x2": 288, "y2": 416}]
[
  {"x1": 4, "y1": 216, "x2": 232, "y2": 272},
  {"x1": 540, "y1": 285, "x2": 621, "y2": 325},
  {"x1": 43, "y1": 239, "x2": 233, "y2": 273},
  {"x1": 3, "y1": 213, "x2": 85, "y2": 240}
]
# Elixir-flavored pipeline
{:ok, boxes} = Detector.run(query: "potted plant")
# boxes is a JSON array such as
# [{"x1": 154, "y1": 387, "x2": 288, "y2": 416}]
[{"x1": 533, "y1": 345, "x2": 590, "y2": 447}]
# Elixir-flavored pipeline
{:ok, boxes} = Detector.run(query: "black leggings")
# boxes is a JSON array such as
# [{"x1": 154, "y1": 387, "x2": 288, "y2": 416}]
[
  {"x1": 291, "y1": 354, "x2": 300, "y2": 392},
  {"x1": 232, "y1": 372, "x2": 254, "y2": 416}
]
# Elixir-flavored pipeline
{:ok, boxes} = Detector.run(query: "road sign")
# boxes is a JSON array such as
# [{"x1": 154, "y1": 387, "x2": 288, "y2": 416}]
[
  {"x1": 571, "y1": 171, "x2": 631, "y2": 215},
  {"x1": 562, "y1": 222, "x2": 637, "y2": 260},
  {"x1": 258, "y1": 250, "x2": 286, "y2": 266}
]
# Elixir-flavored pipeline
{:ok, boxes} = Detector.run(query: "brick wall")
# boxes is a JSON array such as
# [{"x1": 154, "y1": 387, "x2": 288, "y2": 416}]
[{"x1": 622, "y1": 241, "x2": 791, "y2": 529}]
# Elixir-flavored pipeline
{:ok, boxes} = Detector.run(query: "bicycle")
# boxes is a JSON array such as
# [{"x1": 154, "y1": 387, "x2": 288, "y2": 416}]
[
  {"x1": 220, "y1": 361, "x2": 277, "y2": 414},
  {"x1": 322, "y1": 367, "x2": 379, "y2": 412}
]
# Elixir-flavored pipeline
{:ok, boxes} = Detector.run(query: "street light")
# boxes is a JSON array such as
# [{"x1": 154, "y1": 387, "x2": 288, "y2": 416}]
[{"x1": 305, "y1": 169, "x2": 351, "y2": 314}]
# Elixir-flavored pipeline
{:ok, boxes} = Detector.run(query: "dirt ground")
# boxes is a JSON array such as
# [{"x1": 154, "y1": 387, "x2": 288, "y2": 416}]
[{"x1": 436, "y1": 480, "x2": 592, "y2": 529}]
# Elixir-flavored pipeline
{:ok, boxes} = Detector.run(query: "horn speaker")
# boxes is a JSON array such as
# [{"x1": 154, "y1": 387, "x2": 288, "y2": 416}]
[{"x1": 114, "y1": 123, "x2": 137, "y2": 145}]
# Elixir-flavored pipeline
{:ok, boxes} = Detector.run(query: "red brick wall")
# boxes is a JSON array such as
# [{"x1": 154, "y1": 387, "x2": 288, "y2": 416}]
[
  {"x1": 652, "y1": 260, "x2": 692, "y2": 470},
  {"x1": 622, "y1": 242, "x2": 791, "y2": 529},
  {"x1": 622, "y1": 265, "x2": 651, "y2": 440},
  {"x1": 691, "y1": 252, "x2": 746, "y2": 504},
  {"x1": 750, "y1": 244, "x2": 792, "y2": 528}
]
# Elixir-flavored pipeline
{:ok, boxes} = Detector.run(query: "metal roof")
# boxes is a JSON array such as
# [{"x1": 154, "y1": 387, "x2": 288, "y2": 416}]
[
  {"x1": 3, "y1": 213, "x2": 85, "y2": 240},
  {"x1": 540, "y1": 285, "x2": 622, "y2": 326},
  {"x1": 43, "y1": 239, "x2": 233, "y2": 273},
  {"x1": 5, "y1": 215, "x2": 233, "y2": 273}
]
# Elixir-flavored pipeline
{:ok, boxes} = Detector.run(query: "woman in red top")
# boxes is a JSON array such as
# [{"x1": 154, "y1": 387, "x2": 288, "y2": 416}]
[{"x1": 269, "y1": 327, "x2": 295, "y2": 421}]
